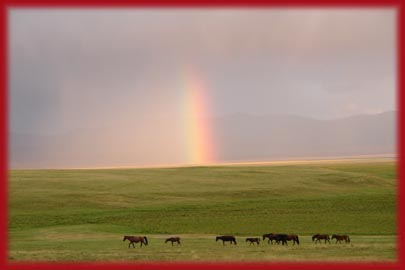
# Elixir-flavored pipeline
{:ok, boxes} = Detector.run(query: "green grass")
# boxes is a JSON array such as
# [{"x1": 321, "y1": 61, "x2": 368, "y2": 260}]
[{"x1": 9, "y1": 159, "x2": 397, "y2": 261}]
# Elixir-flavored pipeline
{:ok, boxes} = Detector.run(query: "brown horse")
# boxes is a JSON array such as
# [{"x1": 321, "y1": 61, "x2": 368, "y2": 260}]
[
  {"x1": 165, "y1": 237, "x2": 181, "y2": 246},
  {"x1": 262, "y1": 233, "x2": 278, "y2": 244},
  {"x1": 246, "y1": 237, "x2": 260, "y2": 245},
  {"x1": 216, "y1": 235, "x2": 237, "y2": 245},
  {"x1": 312, "y1": 234, "x2": 330, "y2": 244},
  {"x1": 123, "y1": 235, "x2": 148, "y2": 248},
  {"x1": 285, "y1": 234, "x2": 300, "y2": 245},
  {"x1": 332, "y1": 234, "x2": 350, "y2": 243}
]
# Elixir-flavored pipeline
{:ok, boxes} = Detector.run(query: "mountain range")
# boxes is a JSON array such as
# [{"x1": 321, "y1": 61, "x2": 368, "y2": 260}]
[{"x1": 9, "y1": 111, "x2": 396, "y2": 168}]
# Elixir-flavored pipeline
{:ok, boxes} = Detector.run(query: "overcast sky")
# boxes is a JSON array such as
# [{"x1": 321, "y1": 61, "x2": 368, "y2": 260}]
[{"x1": 9, "y1": 8, "x2": 396, "y2": 136}]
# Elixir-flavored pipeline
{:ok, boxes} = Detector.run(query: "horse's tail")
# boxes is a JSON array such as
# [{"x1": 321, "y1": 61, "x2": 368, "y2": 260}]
[
  {"x1": 296, "y1": 235, "x2": 300, "y2": 245},
  {"x1": 144, "y1": 236, "x2": 148, "y2": 246},
  {"x1": 312, "y1": 235, "x2": 316, "y2": 242},
  {"x1": 347, "y1": 236, "x2": 350, "y2": 243}
]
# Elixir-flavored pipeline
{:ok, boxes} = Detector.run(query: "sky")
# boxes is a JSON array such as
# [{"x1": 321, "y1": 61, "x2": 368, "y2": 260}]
[{"x1": 8, "y1": 8, "x2": 397, "y2": 167}]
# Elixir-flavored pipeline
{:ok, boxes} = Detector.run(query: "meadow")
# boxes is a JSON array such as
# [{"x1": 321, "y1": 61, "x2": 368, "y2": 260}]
[{"x1": 8, "y1": 158, "x2": 397, "y2": 261}]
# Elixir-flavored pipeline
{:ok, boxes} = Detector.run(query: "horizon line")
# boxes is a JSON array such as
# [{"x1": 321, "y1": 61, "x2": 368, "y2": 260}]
[{"x1": 9, "y1": 154, "x2": 396, "y2": 170}]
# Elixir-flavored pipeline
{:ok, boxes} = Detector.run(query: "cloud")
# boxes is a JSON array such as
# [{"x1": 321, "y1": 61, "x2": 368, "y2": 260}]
[{"x1": 9, "y1": 8, "x2": 396, "y2": 133}]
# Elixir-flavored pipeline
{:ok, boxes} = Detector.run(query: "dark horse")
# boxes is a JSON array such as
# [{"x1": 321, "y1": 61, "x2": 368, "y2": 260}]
[
  {"x1": 285, "y1": 234, "x2": 300, "y2": 245},
  {"x1": 262, "y1": 233, "x2": 279, "y2": 244},
  {"x1": 331, "y1": 234, "x2": 350, "y2": 244},
  {"x1": 263, "y1": 233, "x2": 292, "y2": 245},
  {"x1": 246, "y1": 237, "x2": 260, "y2": 245},
  {"x1": 123, "y1": 235, "x2": 148, "y2": 248},
  {"x1": 165, "y1": 237, "x2": 181, "y2": 246},
  {"x1": 312, "y1": 234, "x2": 330, "y2": 244},
  {"x1": 216, "y1": 235, "x2": 237, "y2": 245},
  {"x1": 274, "y1": 234, "x2": 288, "y2": 245}
]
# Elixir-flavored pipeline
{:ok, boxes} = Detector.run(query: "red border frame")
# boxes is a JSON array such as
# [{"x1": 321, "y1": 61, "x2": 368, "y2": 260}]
[{"x1": 1, "y1": 0, "x2": 403, "y2": 269}]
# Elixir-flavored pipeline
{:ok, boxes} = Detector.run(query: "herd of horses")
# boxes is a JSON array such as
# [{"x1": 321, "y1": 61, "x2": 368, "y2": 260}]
[
  {"x1": 123, "y1": 234, "x2": 350, "y2": 248},
  {"x1": 313, "y1": 234, "x2": 351, "y2": 244}
]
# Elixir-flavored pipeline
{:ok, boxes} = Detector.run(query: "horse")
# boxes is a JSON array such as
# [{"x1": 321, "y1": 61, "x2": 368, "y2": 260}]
[
  {"x1": 246, "y1": 237, "x2": 260, "y2": 245},
  {"x1": 331, "y1": 234, "x2": 350, "y2": 244},
  {"x1": 262, "y1": 233, "x2": 279, "y2": 244},
  {"x1": 312, "y1": 234, "x2": 330, "y2": 244},
  {"x1": 165, "y1": 237, "x2": 181, "y2": 246},
  {"x1": 123, "y1": 235, "x2": 148, "y2": 248},
  {"x1": 216, "y1": 235, "x2": 237, "y2": 245},
  {"x1": 285, "y1": 234, "x2": 300, "y2": 245},
  {"x1": 274, "y1": 234, "x2": 288, "y2": 245}
]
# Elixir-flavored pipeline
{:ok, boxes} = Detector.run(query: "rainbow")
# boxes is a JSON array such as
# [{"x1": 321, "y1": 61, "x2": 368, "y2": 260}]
[{"x1": 182, "y1": 67, "x2": 216, "y2": 165}]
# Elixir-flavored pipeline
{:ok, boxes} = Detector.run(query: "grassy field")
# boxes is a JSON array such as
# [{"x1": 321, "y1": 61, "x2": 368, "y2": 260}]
[{"x1": 9, "y1": 158, "x2": 397, "y2": 262}]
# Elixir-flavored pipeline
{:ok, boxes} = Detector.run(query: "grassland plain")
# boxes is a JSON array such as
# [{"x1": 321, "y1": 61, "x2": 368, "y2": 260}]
[{"x1": 9, "y1": 159, "x2": 397, "y2": 261}]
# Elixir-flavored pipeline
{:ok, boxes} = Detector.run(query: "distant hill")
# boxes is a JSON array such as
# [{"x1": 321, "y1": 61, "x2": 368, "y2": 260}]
[
  {"x1": 213, "y1": 111, "x2": 396, "y2": 162},
  {"x1": 9, "y1": 111, "x2": 396, "y2": 168}
]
